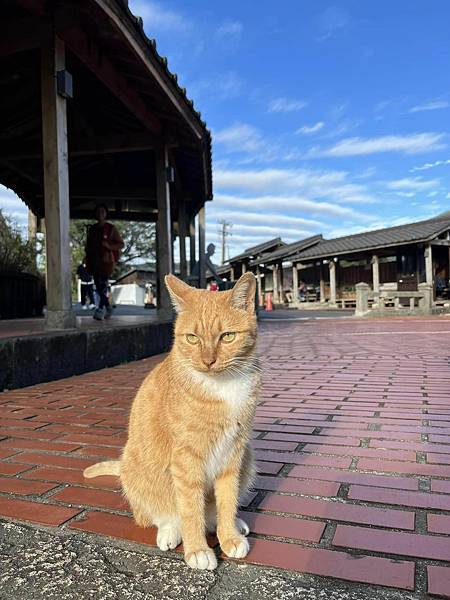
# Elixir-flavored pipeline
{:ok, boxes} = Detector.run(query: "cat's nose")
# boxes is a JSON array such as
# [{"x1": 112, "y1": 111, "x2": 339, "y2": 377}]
[{"x1": 202, "y1": 353, "x2": 217, "y2": 368}]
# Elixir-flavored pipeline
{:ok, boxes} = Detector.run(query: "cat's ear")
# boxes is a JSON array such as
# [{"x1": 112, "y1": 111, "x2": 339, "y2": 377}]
[
  {"x1": 165, "y1": 275, "x2": 192, "y2": 313},
  {"x1": 229, "y1": 272, "x2": 256, "y2": 313}
]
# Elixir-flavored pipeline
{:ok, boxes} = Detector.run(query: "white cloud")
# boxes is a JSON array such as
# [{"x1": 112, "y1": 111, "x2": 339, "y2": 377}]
[
  {"x1": 316, "y1": 6, "x2": 349, "y2": 42},
  {"x1": 268, "y1": 97, "x2": 308, "y2": 113},
  {"x1": 386, "y1": 177, "x2": 440, "y2": 191},
  {"x1": 212, "y1": 193, "x2": 372, "y2": 222},
  {"x1": 309, "y1": 133, "x2": 446, "y2": 157},
  {"x1": 408, "y1": 100, "x2": 450, "y2": 113},
  {"x1": 214, "y1": 167, "x2": 379, "y2": 205},
  {"x1": 207, "y1": 208, "x2": 325, "y2": 230},
  {"x1": 354, "y1": 166, "x2": 377, "y2": 179},
  {"x1": 189, "y1": 71, "x2": 244, "y2": 101},
  {"x1": 374, "y1": 100, "x2": 392, "y2": 113},
  {"x1": 395, "y1": 192, "x2": 415, "y2": 198},
  {"x1": 296, "y1": 122, "x2": 325, "y2": 135},
  {"x1": 427, "y1": 191, "x2": 439, "y2": 198},
  {"x1": 216, "y1": 20, "x2": 243, "y2": 38},
  {"x1": 410, "y1": 158, "x2": 450, "y2": 172},
  {"x1": 214, "y1": 123, "x2": 263, "y2": 152},
  {"x1": 321, "y1": 118, "x2": 361, "y2": 139},
  {"x1": 129, "y1": 0, "x2": 191, "y2": 32}
]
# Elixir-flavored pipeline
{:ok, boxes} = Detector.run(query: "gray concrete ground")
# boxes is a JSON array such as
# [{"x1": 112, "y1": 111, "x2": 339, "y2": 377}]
[
  {"x1": 75, "y1": 304, "x2": 355, "y2": 321},
  {"x1": 0, "y1": 520, "x2": 419, "y2": 600}
]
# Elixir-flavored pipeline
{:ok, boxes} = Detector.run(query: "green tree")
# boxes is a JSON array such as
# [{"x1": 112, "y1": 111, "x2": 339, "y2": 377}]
[
  {"x1": 0, "y1": 209, "x2": 37, "y2": 273},
  {"x1": 70, "y1": 219, "x2": 156, "y2": 279}
]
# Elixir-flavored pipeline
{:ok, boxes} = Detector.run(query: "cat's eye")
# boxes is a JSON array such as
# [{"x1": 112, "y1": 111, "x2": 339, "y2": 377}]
[
  {"x1": 221, "y1": 332, "x2": 236, "y2": 343},
  {"x1": 186, "y1": 333, "x2": 199, "y2": 345}
]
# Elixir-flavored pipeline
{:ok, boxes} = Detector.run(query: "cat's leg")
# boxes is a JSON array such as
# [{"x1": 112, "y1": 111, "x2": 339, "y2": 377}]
[
  {"x1": 214, "y1": 453, "x2": 250, "y2": 560},
  {"x1": 206, "y1": 500, "x2": 249, "y2": 536},
  {"x1": 234, "y1": 444, "x2": 256, "y2": 538},
  {"x1": 172, "y1": 449, "x2": 217, "y2": 570},
  {"x1": 153, "y1": 515, "x2": 182, "y2": 551}
]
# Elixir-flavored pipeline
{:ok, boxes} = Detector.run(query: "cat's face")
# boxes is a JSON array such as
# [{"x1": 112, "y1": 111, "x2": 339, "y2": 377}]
[{"x1": 166, "y1": 273, "x2": 257, "y2": 374}]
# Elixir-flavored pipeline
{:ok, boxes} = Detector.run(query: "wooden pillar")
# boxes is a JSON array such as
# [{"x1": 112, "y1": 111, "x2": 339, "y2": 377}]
[
  {"x1": 41, "y1": 34, "x2": 75, "y2": 329},
  {"x1": 242, "y1": 262, "x2": 247, "y2": 274},
  {"x1": 272, "y1": 265, "x2": 279, "y2": 302},
  {"x1": 198, "y1": 205, "x2": 206, "y2": 288},
  {"x1": 329, "y1": 260, "x2": 337, "y2": 306},
  {"x1": 319, "y1": 264, "x2": 326, "y2": 303},
  {"x1": 425, "y1": 244, "x2": 433, "y2": 286},
  {"x1": 178, "y1": 199, "x2": 187, "y2": 281},
  {"x1": 278, "y1": 262, "x2": 284, "y2": 303},
  {"x1": 189, "y1": 217, "x2": 196, "y2": 276},
  {"x1": 155, "y1": 143, "x2": 173, "y2": 318},
  {"x1": 256, "y1": 265, "x2": 262, "y2": 306},
  {"x1": 292, "y1": 263, "x2": 298, "y2": 305},
  {"x1": 28, "y1": 210, "x2": 37, "y2": 242},
  {"x1": 372, "y1": 254, "x2": 380, "y2": 294},
  {"x1": 230, "y1": 266, "x2": 235, "y2": 282}
]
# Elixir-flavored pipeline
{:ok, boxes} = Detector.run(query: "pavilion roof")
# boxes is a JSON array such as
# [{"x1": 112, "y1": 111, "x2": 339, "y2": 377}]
[
  {"x1": 0, "y1": 0, "x2": 212, "y2": 221},
  {"x1": 293, "y1": 215, "x2": 450, "y2": 261},
  {"x1": 229, "y1": 238, "x2": 285, "y2": 263},
  {"x1": 249, "y1": 235, "x2": 323, "y2": 266}
]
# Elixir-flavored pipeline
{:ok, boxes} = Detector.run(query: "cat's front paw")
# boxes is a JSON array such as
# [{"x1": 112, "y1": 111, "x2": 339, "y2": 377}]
[
  {"x1": 185, "y1": 548, "x2": 218, "y2": 570},
  {"x1": 157, "y1": 524, "x2": 182, "y2": 551},
  {"x1": 221, "y1": 535, "x2": 250, "y2": 559}
]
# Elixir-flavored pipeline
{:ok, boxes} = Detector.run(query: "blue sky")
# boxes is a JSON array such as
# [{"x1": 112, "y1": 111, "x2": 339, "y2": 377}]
[{"x1": 2, "y1": 1, "x2": 450, "y2": 259}]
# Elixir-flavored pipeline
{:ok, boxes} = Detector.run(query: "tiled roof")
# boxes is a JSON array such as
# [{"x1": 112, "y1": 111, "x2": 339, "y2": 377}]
[
  {"x1": 249, "y1": 235, "x2": 323, "y2": 266},
  {"x1": 229, "y1": 238, "x2": 285, "y2": 262},
  {"x1": 115, "y1": 0, "x2": 212, "y2": 198},
  {"x1": 293, "y1": 216, "x2": 450, "y2": 261}
]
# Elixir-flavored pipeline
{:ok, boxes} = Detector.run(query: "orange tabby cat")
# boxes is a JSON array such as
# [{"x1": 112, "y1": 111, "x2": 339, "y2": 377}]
[{"x1": 84, "y1": 272, "x2": 260, "y2": 570}]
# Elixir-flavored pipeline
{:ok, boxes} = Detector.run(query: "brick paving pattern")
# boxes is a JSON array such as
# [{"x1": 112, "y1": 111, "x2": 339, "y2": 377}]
[{"x1": 0, "y1": 317, "x2": 450, "y2": 595}]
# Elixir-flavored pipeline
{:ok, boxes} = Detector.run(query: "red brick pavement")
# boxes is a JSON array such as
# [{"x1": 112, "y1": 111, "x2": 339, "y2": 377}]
[{"x1": 1, "y1": 317, "x2": 450, "y2": 595}]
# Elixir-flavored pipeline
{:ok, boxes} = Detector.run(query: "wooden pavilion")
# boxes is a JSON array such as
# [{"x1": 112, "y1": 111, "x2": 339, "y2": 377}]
[
  {"x1": 292, "y1": 215, "x2": 450, "y2": 306},
  {"x1": 1, "y1": 0, "x2": 212, "y2": 328}
]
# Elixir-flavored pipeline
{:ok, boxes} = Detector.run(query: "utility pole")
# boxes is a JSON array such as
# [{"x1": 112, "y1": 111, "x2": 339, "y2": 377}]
[{"x1": 218, "y1": 219, "x2": 232, "y2": 265}]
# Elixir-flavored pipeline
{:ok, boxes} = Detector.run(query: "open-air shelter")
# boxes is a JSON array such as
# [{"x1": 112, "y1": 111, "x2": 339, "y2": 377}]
[
  {"x1": 292, "y1": 215, "x2": 450, "y2": 306},
  {"x1": 1, "y1": 0, "x2": 212, "y2": 328}
]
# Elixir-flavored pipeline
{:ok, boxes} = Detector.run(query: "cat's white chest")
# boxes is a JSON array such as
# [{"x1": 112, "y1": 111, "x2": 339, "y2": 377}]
[
  {"x1": 192, "y1": 369, "x2": 258, "y2": 484},
  {"x1": 205, "y1": 424, "x2": 238, "y2": 484},
  {"x1": 193, "y1": 370, "x2": 257, "y2": 415}
]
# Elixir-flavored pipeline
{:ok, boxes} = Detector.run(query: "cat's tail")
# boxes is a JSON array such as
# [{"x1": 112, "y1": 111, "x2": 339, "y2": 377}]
[{"x1": 83, "y1": 460, "x2": 121, "y2": 478}]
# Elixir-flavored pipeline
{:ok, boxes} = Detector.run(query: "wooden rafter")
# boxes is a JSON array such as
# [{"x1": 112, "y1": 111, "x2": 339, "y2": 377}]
[{"x1": 62, "y1": 27, "x2": 162, "y2": 136}]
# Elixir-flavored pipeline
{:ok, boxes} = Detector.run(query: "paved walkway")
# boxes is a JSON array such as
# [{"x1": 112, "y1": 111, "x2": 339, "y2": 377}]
[{"x1": 0, "y1": 316, "x2": 450, "y2": 597}]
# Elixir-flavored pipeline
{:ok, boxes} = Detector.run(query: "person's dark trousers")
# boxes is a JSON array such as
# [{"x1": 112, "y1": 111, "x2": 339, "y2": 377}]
[
  {"x1": 94, "y1": 276, "x2": 110, "y2": 309},
  {"x1": 80, "y1": 283, "x2": 94, "y2": 306}
]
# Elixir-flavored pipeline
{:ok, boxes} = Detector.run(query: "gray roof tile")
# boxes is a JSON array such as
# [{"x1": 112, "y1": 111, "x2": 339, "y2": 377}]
[{"x1": 293, "y1": 216, "x2": 450, "y2": 261}]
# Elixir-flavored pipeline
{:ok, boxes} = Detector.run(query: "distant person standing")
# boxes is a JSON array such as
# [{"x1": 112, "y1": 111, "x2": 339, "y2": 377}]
[
  {"x1": 85, "y1": 204, "x2": 124, "y2": 320},
  {"x1": 76, "y1": 262, "x2": 95, "y2": 310},
  {"x1": 191, "y1": 243, "x2": 222, "y2": 286}
]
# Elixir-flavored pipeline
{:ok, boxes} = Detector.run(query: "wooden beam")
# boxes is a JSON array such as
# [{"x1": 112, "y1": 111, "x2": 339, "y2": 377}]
[
  {"x1": 62, "y1": 27, "x2": 162, "y2": 136},
  {"x1": 189, "y1": 216, "x2": 196, "y2": 276},
  {"x1": 198, "y1": 205, "x2": 206, "y2": 288},
  {"x1": 70, "y1": 210, "x2": 157, "y2": 222},
  {"x1": 93, "y1": 0, "x2": 204, "y2": 141},
  {"x1": 178, "y1": 197, "x2": 187, "y2": 281},
  {"x1": 155, "y1": 143, "x2": 173, "y2": 318},
  {"x1": 41, "y1": 33, "x2": 75, "y2": 329},
  {"x1": 430, "y1": 239, "x2": 450, "y2": 247},
  {"x1": 1, "y1": 133, "x2": 156, "y2": 160},
  {"x1": 16, "y1": 0, "x2": 45, "y2": 16},
  {"x1": 0, "y1": 18, "x2": 41, "y2": 56}
]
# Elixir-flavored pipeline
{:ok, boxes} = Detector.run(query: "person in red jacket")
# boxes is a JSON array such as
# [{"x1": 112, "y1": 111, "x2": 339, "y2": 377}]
[{"x1": 85, "y1": 204, "x2": 124, "y2": 320}]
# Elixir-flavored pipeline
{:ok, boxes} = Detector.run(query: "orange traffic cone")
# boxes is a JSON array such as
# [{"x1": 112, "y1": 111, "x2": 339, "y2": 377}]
[{"x1": 265, "y1": 292, "x2": 273, "y2": 311}]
